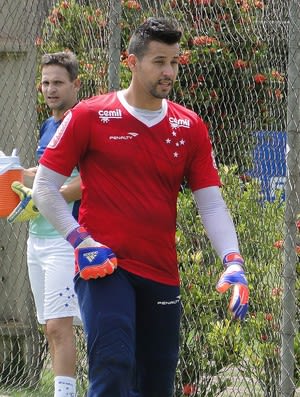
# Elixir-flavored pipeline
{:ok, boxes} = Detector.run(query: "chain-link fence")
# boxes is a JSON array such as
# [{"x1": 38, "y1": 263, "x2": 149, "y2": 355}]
[{"x1": 0, "y1": 0, "x2": 299, "y2": 396}]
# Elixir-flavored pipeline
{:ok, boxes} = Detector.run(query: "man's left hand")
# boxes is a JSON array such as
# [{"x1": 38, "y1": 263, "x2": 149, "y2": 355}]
[{"x1": 216, "y1": 253, "x2": 249, "y2": 320}]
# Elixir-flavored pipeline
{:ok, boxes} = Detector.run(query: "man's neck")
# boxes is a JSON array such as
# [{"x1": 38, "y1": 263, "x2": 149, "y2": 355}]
[{"x1": 52, "y1": 101, "x2": 78, "y2": 121}]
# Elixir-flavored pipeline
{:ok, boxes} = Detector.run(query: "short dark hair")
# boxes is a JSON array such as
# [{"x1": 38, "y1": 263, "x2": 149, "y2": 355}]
[
  {"x1": 128, "y1": 17, "x2": 182, "y2": 59},
  {"x1": 41, "y1": 51, "x2": 79, "y2": 81}
]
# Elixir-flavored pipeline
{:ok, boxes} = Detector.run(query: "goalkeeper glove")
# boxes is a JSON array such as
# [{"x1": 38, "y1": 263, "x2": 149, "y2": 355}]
[
  {"x1": 216, "y1": 253, "x2": 249, "y2": 320},
  {"x1": 7, "y1": 181, "x2": 39, "y2": 223},
  {"x1": 67, "y1": 226, "x2": 117, "y2": 280}
]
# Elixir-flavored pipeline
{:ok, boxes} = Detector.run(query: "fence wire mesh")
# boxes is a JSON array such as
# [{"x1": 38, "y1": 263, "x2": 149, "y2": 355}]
[{"x1": 0, "y1": 0, "x2": 299, "y2": 396}]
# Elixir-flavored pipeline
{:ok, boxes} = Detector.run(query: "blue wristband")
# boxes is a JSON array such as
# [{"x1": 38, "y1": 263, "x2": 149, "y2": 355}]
[
  {"x1": 223, "y1": 252, "x2": 244, "y2": 268},
  {"x1": 66, "y1": 226, "x2": 90, "y2": 248}
]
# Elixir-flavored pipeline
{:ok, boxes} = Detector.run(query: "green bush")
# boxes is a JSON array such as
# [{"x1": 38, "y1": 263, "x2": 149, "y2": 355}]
[{"x1": 176, "y1": 165, "x2": 294, "y2": 396}]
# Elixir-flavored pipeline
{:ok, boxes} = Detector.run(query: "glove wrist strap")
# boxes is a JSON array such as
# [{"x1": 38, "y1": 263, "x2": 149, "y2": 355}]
[
  {"x1": 66, "y1": 226, "x2": 90, "y2": 248},
  {"x1": 223, "y1": 252, "x2": 244, "y2": 268}
]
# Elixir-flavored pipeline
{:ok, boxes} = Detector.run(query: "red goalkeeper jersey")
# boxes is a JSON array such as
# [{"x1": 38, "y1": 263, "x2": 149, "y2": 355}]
[{"x1": 40, "y1": 91, "x2": 220, "y2": 285}]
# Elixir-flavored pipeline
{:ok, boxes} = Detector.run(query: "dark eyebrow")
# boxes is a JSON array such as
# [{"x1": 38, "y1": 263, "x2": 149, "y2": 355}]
[{"x1": 153, "y1": 55, "x2": 180, "y2": 60}]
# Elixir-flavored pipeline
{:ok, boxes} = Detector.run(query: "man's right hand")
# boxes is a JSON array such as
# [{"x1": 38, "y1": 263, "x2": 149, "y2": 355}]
[{"x1": 67, "y1": 226, "x2": 117, "y2": 280}]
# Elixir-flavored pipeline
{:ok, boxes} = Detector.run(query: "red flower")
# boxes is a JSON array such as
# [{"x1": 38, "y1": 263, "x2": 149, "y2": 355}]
[
  {"x1": 234, "y1": 59, "x2": 248, "y2": 69},
  {"x1": 35, "y1": 37, "x2": 43, "y2": 46},
  {"x1": 218, "y1": 13, "x2": 231, "y2": 21},
  {"x1": 254, "y1": 73, "x2": 267, "y2": 84},
  {"x1": 170, "y1": 0, "x2": 178, "y2": 7},
  {"x1": 273, "y1": 240, "x2": 283, "y2": 249},
  {"x1": 275, "y1": 89, "x2": 282, "y2": 100},
  {"x1": 272, "y1": 287, "x2": 283, "y2": 296},
  {"x1": 183, "y1": 383, "x2": 197, "y2": 395},
  {"x1": 239, "y1": 174, "x2": 251, "y2": 183},
  {"x1": 265, "y1": 313, "x2": 273, "y2": 321},
  {"x1": 210, "y1": 90, "x2": 218, "y2": 100},
  {"x1": 179, "y1": 51, "x2": 191, "y2": 65}
]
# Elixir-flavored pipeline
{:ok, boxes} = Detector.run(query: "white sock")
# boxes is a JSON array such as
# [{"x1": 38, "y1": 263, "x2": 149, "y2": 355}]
[{"x1": 54, "y1": 376, "x2": 76, "y2": 397}]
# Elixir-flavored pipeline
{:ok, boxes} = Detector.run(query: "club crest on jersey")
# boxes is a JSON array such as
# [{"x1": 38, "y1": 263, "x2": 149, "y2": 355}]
[
  {"x1": 169, "y1": 117, "x2": 190, "y2": 129},
  {"x1": 98, "y1": 109, "x2": 122, "y2": 123},
  {"x1": 48, "y1": 111, "x2": 72, "y2": 148}
]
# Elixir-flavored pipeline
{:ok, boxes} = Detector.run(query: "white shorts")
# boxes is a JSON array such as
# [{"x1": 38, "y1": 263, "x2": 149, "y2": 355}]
[{"x1": 27, "y1": 235, "x2": 81, "y2": 325}]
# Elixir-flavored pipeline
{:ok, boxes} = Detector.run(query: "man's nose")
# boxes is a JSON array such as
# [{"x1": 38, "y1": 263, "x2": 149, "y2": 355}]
[
  {"x1": 162, "y1": 65, "x2": 175, "y2": 78},
  {"x1": 47, "y1": 83, "x2": 57, "y2": 92}
]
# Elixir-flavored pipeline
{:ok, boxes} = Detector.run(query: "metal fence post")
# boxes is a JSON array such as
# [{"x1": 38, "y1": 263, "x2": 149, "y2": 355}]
[
  {"x1": 108, "y1": 0, "x2": 122, "y2": 92},
  {"x1": 280, "y1": 1, "x2": 300, "y2": 396}
]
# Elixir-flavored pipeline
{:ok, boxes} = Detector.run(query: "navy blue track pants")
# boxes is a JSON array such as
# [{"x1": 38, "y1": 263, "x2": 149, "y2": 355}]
[{"x1": 74, "y1": 267, "x2": 181, "y2": 397}]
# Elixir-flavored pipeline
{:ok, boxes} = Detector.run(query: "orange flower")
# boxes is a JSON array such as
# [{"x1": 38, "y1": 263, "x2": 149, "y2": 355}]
[
  {"x1": 190, "y1": 0, "x2": 213, "y2": 4},
  {"x1": 192, "y1": 35, "x2": 218, "y2": 46},
  {"x1": 254, "y1": 73, "x2": 267, "y2": 84},
  {"x1": 271, "y1": 70, "x2": 284, "y2": 82},
  {"x1": 84, "y1": 63, "x2": 94, "y2": 71},
  {"x1": 125, "y1": 0, "x2": 141, "y2": 9},
  {"x1": 60, "y1": 0, "x2": 70, "y2": 9},
  {"x1": 254, "y1": 0, "x2": 264, "y2": 9}
]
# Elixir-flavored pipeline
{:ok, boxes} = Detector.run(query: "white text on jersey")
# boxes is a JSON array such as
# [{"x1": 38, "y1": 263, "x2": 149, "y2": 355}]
[{"x1": 98, "y1": 109, "x2": 122, "y2": 123}]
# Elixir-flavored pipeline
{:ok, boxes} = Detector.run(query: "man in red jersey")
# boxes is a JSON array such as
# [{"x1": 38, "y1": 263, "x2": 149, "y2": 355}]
[{"x1": 33, "y1": 17, "x2": 249, "y2": 397}]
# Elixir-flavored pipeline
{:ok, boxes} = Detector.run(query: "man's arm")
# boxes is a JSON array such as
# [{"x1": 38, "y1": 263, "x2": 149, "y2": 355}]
[
  {"x1": 33, "y1": 164, "x2": 117, "y2": 280},
  {"x1": 60, "y1": 175, "x2": 82, "y2": 202},
  {"x1": 32, "y1": 164, "x2": 78, "y2": 236},
  {"x1": 193, "y1": 186, "x2": 249, "y2": 320},
  {"x1": 193, "y1": 186, "x2": 239, "y2": 258}
]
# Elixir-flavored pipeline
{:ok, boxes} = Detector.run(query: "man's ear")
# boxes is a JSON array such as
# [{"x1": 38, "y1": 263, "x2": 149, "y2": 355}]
[
  {"x1": 127, "y1": 53, "x2": 137, "y2": 71},
  {"x1": 74, "y1": 78, "x2": 81, "y2": 90}
]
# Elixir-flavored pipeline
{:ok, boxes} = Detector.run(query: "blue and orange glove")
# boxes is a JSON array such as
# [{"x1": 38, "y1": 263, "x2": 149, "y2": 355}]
[
  {"x1": 216, "y1": 253, "x2": 249, "y2": 320},
  {"x1": 67, "y1": 226, "x2": 117, "y2": 280}
]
